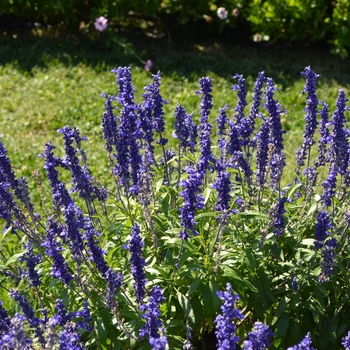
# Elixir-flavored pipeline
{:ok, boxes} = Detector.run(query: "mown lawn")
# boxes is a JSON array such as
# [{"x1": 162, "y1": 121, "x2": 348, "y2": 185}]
[{"x1": 1, "y1": 26, "x2": 350, "y2": 190}]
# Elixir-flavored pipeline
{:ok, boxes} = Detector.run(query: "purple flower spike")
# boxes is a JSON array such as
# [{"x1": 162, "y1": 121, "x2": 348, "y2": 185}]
[
  {"x1": 271, "y1": 196, "x2": 287, "y2": 236},
  {"x1": 233, "y1": 74, "x2": 251, "y2": 146},
  {"x1": 316, "y1": 102, "x2": 331, "y2": 167},
  {"x1": 127, "y1": 224, "x2": 147, "y2": 304},
  {"x1": 328, "y1": 89, "x2": 350, "y2": 174},
  {"x1": 265, "y1": 78, "x2": 286, "y2": 190},
  {"x1": 179, "y1": 166, "x2": 204, "y2": 239},
  {"x1": 254, "y1": 117, "x2": 270, "y2": 187},
  {"x1": 0, "y1": 300, "x2": 10, "y2": 335},
  {"x1": 41, "y1": 142, "x2": 72, "y2": 208},
  {"x1": 0, "y1": 314, "x2": 32, "y2": 349},
  {"x1": 9, "y1": 291, "x2": 41, "y2": 329},
  {"x1": 197, "y1": 77, "x2": 215, "y2": 175},
  {"x1": 101, "y1": 94, "x2": 118, "y2": 154},
  {"x1": 139, "y1": 285, "x2": 166, "y2": 340},
  {"x1": 314, "y1": 210, "x2": 333, "y2": 250},
  {"x1": 19, "y1": 241, "x2": 41, "y2": 287},
  {"x1": 149, "y1": 336, "x2": 168, "y2": 350},
  {"x1": 249, "y1": 71, "x2": 266, "y2": 131},
  {"x1": 144, "y1": 71, "x2": 168, "y2": 146},
  {"x1": 242, "y1": 321, "x2": 274, "y2": 350},
  {"x1": 319, "y1": 237, "x2": 337, "y2": 283},
  {"x1": 321, "y1": 164, "x2": 337, "y2": 207},
  {"x1": 58, "y1": 125, "x2": 107, "y2": 202},
  {"x1": 296, "y1": 67, "x2": 319, "y2": 169},
  {"x1": 213, "y1": 162, "x2": 232, "y2": 214},
  {"x1": 41, "y1": 217, "x2": 73, "y2": 285},
  {"x1": 287, "y1": 332, "x2": 315, "y2": 350},
  {"x1": 215, "y1": 283, "x2": 244, "y2": 350}
]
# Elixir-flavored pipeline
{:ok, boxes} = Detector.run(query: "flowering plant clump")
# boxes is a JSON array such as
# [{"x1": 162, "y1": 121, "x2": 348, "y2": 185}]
[{"x1": 1, "y1": 66, "x2": 350, "y2": 349}]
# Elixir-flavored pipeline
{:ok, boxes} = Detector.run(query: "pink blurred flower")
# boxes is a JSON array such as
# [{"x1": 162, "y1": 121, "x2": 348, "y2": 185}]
[
  {"x1": 217, "y1": 7, "x2": 228, "y2": 20},
  {"x1": 144, "y1": 60, "x2": 153, "y2": 72},
  {"x1": 94, "y1": 16, "x2": 108, "y2": 32}
]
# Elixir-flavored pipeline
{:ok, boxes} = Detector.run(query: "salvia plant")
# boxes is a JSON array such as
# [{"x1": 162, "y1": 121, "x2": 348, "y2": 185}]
[{"x1": 1, "y1": 66, "x2": 350, "y2": 349}]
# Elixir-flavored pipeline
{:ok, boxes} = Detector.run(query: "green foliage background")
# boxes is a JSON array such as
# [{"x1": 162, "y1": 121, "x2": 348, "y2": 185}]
[{"x1": 2, "y1": 0, "x2": 350, "y2": 57}]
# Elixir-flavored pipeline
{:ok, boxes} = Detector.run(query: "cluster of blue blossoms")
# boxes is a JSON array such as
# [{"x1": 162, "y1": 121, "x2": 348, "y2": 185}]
[{"x1": 0, "y1": 64, "x2": 349, "y2": 349}]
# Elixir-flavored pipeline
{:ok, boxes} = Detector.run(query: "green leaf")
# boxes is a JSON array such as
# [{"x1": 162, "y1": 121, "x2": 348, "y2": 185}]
[
  {"x1": 244, "y1": 248, "x2": 256, "y2": 271},
  {"x1": 5, "y1": 251, "x2": 27, "y2": 266},
  {"x1": 239, "y1": 211, "x2": 269, "y2": 221},
  {"x1": 188, "y1": 277, "x2": 201, "y2": 295},
  {"x1": 203, "y1": 283, "x2": 213, "y2": 318},
  {"x1": 222, "y1": 267, "x2": 258, "y2": 293},
  {"x1": 274, "y1": 314, "x2": 289, "y2": 339},
  {"x1": 177, "y1": 291, "x2": 192, "y2": 316}
]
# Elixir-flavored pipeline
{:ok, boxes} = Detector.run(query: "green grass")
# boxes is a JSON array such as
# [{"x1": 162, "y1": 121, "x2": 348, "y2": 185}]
[{"x1": 1, "y1": 28, "x2": 350, "y2": 191}]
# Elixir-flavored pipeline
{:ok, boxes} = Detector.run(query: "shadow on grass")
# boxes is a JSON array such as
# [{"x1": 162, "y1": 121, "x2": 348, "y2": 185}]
[{"x1": 1, "y1": 21, "x2": 350, "y2": 89}]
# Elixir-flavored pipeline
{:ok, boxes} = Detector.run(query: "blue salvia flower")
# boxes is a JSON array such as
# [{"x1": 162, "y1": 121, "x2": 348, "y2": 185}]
[
  {"x1": 183, "y1": 323, "x2": 194, "y2": 350},
  {"x1": 149, "y1": 336, "x2": 168, "y2": 350},
  {"x1": 174, "y1": 103, "x2": 191, "y2": 149},
  {"x1": 113, "y1": 66, "x2": 135, "y2": 106},
  {"x1": 104, "y1": 268, "x2": 123, "y2": 308},
  {"x1": 58, "y1": 325, "x2": 84, "y2": 350},
  {"x1": 216, "y1": 104, "x2": 229, "y2": 160},
  {"x1": 9, "y1": 290, "x2": 44, "y2": 344},
  {"x1": 342, "y1": 330, "x2": 350, "y2": 350},
  {"x1": 0, "y1": 301, "x2": 10, "y2": 335},
  {"x1": 242, "y1": 321, "x2": 274, "y2": 350},
  {"x1": 197, "y1": 77, "x2": 215, "y2": 175},
  {"x1": 186, "y1": 111, "x2": 198, "y2": 153},
  {"x1": 316, "y1": 102, "x2": 331, "y2": 167},
  {"x1": 41, "y1": 142, "x2": 72, "y2": 208},
  {"x1": 271, "y1": 196, "x2": 287, "y2": 236},
  {"x1": 214, "y1": 283, "x2": 244, "y2": 350},
  {"x1": 41, "y1": 217, "x2": 73, "y2": 284},
  {"x1": 139, "y1": 285, "x2": 166, "y2": 340},
  {"x1": 112, "y1": 67, "x2": 142, "y2": 192},
  {"x1": 302, "y1": 166, "x2": 318, "y2": 194},
  {"x1": 328, "y1": 89, "x2": 350, "y2": 175},
  {"x1": 129, "y1": 136, "x2": 143, "y2": 194},
  {"x1": 321, "y1": 164, "x2": 337, "y2": 207},
  {"x1": 44, "y1": 317, "x2": 59, "y2": 349},
  {"x1": 254, "y1": 117, "x2": 270, "y2": 187},
  {"x1": 101, "y1": 93, "x2": 118, "y2": 154},
  {"x1": 233, "y1": 74, "x2": 252, "y2": 147},
  {"x1": 265, "y1": 78, "x2": 286, "y2": 190},
  {"x1": 0, "y1": 141, "x2": 34, "y2": 213},
  {"x1": 76, "y1": 301, "x2": 93, "y2": 332},
  {"x1": 84, "y1": 219, "x2": 110, "y2": 276},
  {"x1": 287, "y1": 332, "x2": 315, "y2": 350},
  {"x1": 226, "y1": 121, "x2": 253, "y2": 183},
  {"x1": 53, "y1": 299, "x2": 73, "y2": 327},
  {"x1": 179, "y1": 166, "x2": 204, "y2": 239},
  {"x1": 58, "y1": 125, "x2": 107, "y2": 202},
  {"x1": 291, "y1": 276, "x2": 299, "y2": 292},
  {"x1": 212, "y1": 162, "x2": 232, "y2": 213},
  {"x1": 319, "y1": 237, "x2": 337, "y2": 283},
  {"x1": 0, "y1": 180, "x2": 22, "y2": 226},
  {"x1": 126, "y1": 223, "x2": 147, "y2": 305},
  {"x1": 62, "y1": 203, "x2": 85, "y2": 259},
  {"x1": 0, "y1": 314, "x2": 32, "y2": 349},
  {"x1": 145, "y1": 72, "x2": 168, "y2": 146},
  {"x1": 248, "y1": 71, "x2": 266, "y2": 142},
  {"x1": 296, "y1": 67, "x2": 319, "y2": 169},
  {"x1": 314, "y1": 210, "x2": 333, "y2": 250},
  {"x1": 19, "y1": 241, "x2": 41, "y2": 287}
]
